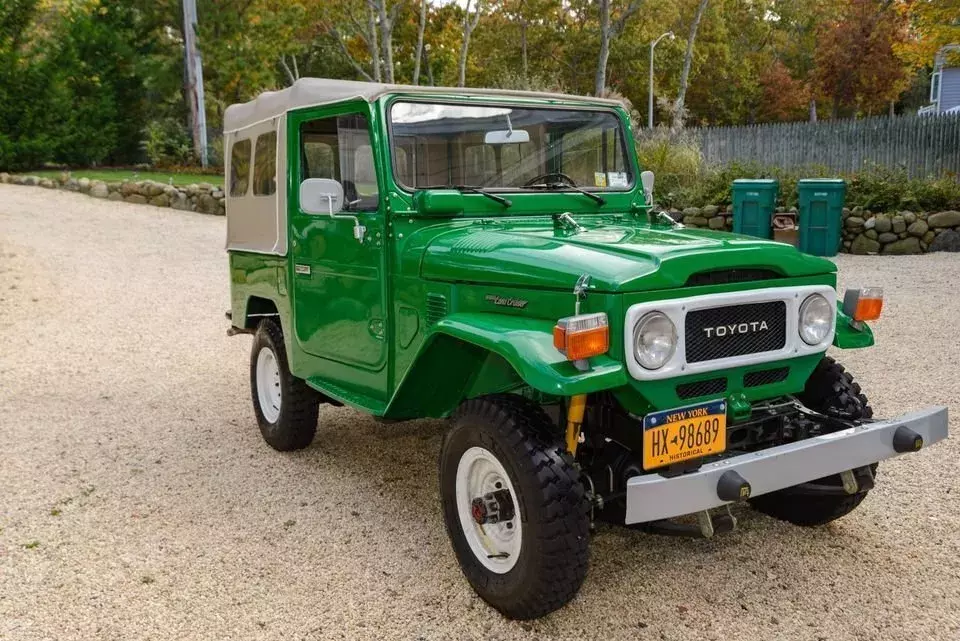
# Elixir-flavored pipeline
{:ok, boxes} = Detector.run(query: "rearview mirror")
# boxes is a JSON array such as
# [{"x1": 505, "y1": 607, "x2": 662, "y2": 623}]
[
  {"x1": 640, "y1": 170, "x2": 655, "y2": 206},
  {"x1": 300, "y1": 178, "x2": 343, "y2": 214},
  {"x1": 484, "y1": 129, "x2": 530, "y2": 145}
]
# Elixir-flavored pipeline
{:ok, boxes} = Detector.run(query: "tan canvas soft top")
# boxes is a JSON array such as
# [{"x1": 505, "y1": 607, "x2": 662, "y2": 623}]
[{"x1": 223, "y1": 77, "x2": 622, "y2": 133}]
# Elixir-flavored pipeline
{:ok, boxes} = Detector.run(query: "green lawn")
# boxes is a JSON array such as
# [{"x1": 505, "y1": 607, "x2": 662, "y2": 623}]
[{"x1": 30, "y1": 168, "x2": 223, "y2": 187}]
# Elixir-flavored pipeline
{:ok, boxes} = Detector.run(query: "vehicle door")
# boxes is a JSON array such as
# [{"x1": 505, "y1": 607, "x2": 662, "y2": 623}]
[{"x1": 288, "y1": 105, "x2": 389, "y2": 388}]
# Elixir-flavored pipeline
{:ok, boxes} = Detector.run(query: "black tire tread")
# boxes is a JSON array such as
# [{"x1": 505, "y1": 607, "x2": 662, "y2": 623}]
[
  {"x1": 749, "y1": 356, "x2": 874, "y2": 526},
  {"x1": 250, "y1": 319, "x2": 319, "y2": 451},
  {"x1": 800, "y1": 355, "x2": 872, "y2": 420},
  {"x1": 444, "y1": 394, "x2": 589, "y2": 620}
]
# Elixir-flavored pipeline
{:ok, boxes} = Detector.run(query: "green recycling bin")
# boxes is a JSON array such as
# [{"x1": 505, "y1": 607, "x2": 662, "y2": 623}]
[
  {"x1": 732, "y1": 179, "x2": 779, "y2": 239},
  {"x1": 797, "y1": 179, "x2": 846, "y2": 257}
]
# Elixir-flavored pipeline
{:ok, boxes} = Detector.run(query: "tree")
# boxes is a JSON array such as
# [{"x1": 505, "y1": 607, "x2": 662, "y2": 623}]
[
  {"x1": 813, "y1": 0, "x2": 912, "y2": 117},
  {"x1": 321, "y1": 3, "x2": 381, "y2": 82},
  {"x1": 458, "y1": 0, "x2": 483, "y2": 87},
  {"x1": 412, "y1": 0, "x2": 427, "y2": 84},
  {"x1": 756, "y1": 60, "x2": 810, "y2": 122},
  {"x1": 671, "y1": 0, "x2": 709, "y2": 129},
  {"x1": 595, "y1": 0, "x2": 642, "y2": 96},
  {"x1": 897, "y1": 0, "x2": 960, "y2": 68},
  {"x1": 372, "y1": 0, "x2": 405, "y2": 83}
]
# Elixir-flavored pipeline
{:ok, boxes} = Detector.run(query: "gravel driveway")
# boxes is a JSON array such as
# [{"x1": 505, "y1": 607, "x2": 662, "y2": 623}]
[{"x1": 1, "y1": 185, "x2": 957, "y2": 641}]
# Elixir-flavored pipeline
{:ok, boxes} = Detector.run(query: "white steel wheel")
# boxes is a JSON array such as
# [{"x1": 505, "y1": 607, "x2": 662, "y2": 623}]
[
  {"x1": 255, "y1": 346, "x2": 282, "y2": 423},
  {"x1": 455, "y1": 446, "x2": 523, "y2": 573}
]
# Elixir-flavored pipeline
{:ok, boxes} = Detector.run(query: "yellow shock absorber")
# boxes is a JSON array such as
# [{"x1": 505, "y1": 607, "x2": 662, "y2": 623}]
[{"x1": 565, "y1": 394, "x2": 588, "y2": 456}]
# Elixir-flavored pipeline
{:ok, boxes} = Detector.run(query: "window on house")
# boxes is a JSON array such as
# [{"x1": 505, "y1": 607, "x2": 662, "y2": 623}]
[
  {"x1": 253, "y1": 131, "x2": 277, "y2": 196},
  {"x1": 230, "y1": 139, "x2": 251, "y2": 197}
]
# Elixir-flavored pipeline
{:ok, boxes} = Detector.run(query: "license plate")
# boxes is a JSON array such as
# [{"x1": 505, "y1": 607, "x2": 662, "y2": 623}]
[{"x1": 642, "y1": 399, "x2": 727, "y2": 471}]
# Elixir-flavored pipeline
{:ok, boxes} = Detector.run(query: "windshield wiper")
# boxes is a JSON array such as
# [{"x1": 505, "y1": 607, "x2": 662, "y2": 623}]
[
  {"x1": 528, "y1": 181, "x2": 606, "y2": 206},
  {"x1": 452, "y1": 185, "x2": 512, "y2": 208}
]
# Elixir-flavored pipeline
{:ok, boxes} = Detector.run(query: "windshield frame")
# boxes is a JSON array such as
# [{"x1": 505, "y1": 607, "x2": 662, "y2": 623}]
[{"x1": 383, "y1": 96, "x2": 638, "y2": 196}]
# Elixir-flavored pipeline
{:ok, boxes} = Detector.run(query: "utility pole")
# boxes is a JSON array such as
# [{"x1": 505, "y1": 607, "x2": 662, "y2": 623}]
[{"x1": 183, "y1": 0, "x2": 209, "y2": 167}]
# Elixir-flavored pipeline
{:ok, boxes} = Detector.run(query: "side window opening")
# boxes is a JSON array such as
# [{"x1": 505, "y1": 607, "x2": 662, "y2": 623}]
[
  {"x1": 300, "y1": 114, "x2": 379, "y2": 212},
  {"x1": 230, "y1": 138, "x2": 251, "y2": 197},
  {"x1": 253, "y1": 131, "x2": 277, "y2": 196}
]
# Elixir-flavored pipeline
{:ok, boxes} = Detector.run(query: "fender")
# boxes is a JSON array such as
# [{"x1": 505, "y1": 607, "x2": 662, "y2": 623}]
[
  {"x1": 833, "y1": 306, "x2": 875, "y2": 349},
  {"x1": 383, "y1": 312, "x2": 628, "y2": 419}
]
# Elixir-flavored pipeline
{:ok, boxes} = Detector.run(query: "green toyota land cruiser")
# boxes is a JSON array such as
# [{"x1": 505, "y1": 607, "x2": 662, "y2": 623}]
[{"x1": 223, "y1": 78, "x2": 949, "y2": 620}]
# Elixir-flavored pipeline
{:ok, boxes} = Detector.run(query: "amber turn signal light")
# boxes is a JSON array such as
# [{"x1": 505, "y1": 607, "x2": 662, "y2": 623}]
[
  {"x1": 843, "y1": 287, "x2": 883, "y2": 322},
  {"x1": 554, "y1": 313, "x2": 609, "y2": 361}
]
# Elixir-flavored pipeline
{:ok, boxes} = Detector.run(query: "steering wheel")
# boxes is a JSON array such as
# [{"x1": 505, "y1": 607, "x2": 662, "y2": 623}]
[{"x1": 523, "y1": 172, "x2": 579, "y2": 188}]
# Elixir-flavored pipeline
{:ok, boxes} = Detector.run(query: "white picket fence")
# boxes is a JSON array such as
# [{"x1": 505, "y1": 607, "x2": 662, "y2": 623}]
[{"x1": 693, "y1": 114, "x2": 960, "y2": 178}]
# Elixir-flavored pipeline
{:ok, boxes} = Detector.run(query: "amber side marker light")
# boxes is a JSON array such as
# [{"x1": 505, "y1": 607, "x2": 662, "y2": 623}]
[
  {"x1": 553, "y1": 312, "x2": 609, "y2": 365},
  {"x1": 843, "y1": 287, "x2": 884, "y2": 323}
]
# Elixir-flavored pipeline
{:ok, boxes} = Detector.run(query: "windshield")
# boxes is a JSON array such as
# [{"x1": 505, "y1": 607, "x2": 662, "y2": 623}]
[{"x1": 388, "y1": 101, "x2": 633, "y2": 192}]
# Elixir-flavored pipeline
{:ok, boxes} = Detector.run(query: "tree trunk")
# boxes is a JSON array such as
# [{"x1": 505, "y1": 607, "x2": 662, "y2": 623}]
[
  {"x1": 672, "y1": 0, "x2": 709, "y2": 130},
  {"x1": 520, "y1": 21, "x2": 528, "y2": 89},
  {"x1": 809, "y1": 98, "x2": 817, "y2": 123},
  {"x1": 595, "y1": 0, "x2": 611, "y2": 96},
  {"x1": 412, "y1": 0, "x2": 427, "y2": 85},
  {"x1": 367, "y1": 4, "x2": 381, "y2": 82},
  {"x1": 426, "y1": 45, "x2": 435, "y2": 85},
  {"x1": 376, "y1": 0, "x2": 396, "y2": 84},
  {"x1": 280, "y1": 54, "x2": 299, "y2": 86},
  {"x1": 458, "y1": 0, "x2": 482, "y2": 87}
]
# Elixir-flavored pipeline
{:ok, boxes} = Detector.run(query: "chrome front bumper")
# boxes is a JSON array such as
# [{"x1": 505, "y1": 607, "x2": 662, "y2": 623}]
[{"x1": 624, "y1": 406, "x2": 949, "y2": 525}]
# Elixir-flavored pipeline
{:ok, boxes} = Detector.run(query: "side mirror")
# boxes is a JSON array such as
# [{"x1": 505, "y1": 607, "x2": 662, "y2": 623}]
[
  {"x1": 640, "y1": 170, "x2": 655, "y2": 206},
  {"x1": 414, "y1": 189, "x2": 464, "y2": 217},
  {"x1": 300, "y1": 178, "x2": 343, "y2": 214},
  {"x1": 484, "y1": 129, "x2": 530, "y2": 145}
]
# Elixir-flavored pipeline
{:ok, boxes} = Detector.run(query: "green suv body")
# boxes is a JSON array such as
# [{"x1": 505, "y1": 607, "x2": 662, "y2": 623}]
[{"x1": 224, "y1": 79, "x2": 948, "y2": 620}]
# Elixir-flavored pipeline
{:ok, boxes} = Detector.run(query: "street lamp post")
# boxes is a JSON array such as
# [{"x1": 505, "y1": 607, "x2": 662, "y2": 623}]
[{"x1": 648, "y1": 31, "x2": 674, "y2": 130}]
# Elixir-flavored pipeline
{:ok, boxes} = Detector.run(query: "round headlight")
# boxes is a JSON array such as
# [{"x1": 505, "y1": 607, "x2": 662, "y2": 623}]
[
  {"x1": 798, "y1": 294, "x2": 834, "y2": 345},
  {"x1": 634, "y1": 311, "x2": 677, "y2": 370}
]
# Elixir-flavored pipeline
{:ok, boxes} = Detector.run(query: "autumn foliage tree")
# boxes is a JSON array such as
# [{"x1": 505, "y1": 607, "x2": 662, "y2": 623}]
[
  {"x1": 813, "y1": 0, "x2": 912, "y2": 117},
  {"x1": 756, "y1": 60, "x2": 810, "y2": 123}
]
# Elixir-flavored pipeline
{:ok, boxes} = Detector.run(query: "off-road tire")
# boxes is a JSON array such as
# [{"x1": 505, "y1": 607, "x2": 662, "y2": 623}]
[
  {"x1": 250, "y1": 319, "x2": 319, "y2": 451},
  {"x1": 750, "y1": 356, "x2": 875, "y2": 526},
  {"x1": 440, "y1": 394, "x2": 590, "y2": 620}
]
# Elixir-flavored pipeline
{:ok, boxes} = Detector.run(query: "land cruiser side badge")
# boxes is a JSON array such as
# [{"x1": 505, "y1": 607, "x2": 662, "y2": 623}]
[
  {"x1": 485, "y1": 294, "x2": 528, "y2": 309},
  {"x1": 295, "y1": 264, "x2": 311, "y2": 275}
]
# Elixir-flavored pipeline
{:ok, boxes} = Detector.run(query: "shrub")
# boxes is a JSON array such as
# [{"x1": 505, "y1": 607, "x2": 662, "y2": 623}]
[
  {"x1": 637, "y1": 135, "x2": 960, "y2": 212},
  {"x1": 635, "y1": 128, "x2": 702, "y2": 208},
  {"x1": 142, "y1": 119, "x2": 196, "y2": 168},
  {"x1": 846, "y1": 164, "x2": 960, "y2": 212}
]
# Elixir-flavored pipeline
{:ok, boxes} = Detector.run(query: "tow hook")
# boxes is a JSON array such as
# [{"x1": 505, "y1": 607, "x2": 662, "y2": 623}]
[{"x1": 638, "y1": 506, "x2": 737, "y2": 539}]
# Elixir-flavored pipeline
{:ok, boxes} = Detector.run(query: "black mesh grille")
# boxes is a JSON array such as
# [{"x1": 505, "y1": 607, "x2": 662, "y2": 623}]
[
  {"x1": 676, "y1": 378, "x2": 727, "y2": 400},
  {"x1": 685, "y1": 301, "x2": 786, "y2": 363},
  {"x1": 686, "y1": 269, "x2": 780, "y2": 287},
  {"x1": 744, "y1": 367, "x2": 789, "y2": 387}
]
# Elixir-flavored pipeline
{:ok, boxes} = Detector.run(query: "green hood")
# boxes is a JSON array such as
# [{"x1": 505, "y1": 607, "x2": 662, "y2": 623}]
[{"x1": 418, "y1": 220, "x2": 836, "y2": 293}]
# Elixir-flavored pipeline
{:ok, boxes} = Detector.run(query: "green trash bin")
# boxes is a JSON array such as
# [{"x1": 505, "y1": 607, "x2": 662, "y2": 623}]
[
  {"x1": 797, "y1": 179, "x2": 846, "y2": 257},
  {"x1": 732, "y1": 179, "x2": 779, "y2": 239}
]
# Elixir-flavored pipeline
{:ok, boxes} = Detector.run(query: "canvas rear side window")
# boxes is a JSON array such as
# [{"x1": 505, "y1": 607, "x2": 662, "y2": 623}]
[
  {"x1": 230, "y1": 139, "x2": 251, "y2": 197},
  {"x1": 253, "y1": 132, "x2": 277, "y2": 196}
]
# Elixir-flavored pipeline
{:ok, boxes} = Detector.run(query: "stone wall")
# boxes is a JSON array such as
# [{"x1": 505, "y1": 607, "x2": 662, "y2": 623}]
[
  {"x1": 0, "y1": 172, "x2": 225, "y2": 216},
  {"x1": 670, "y1": 205, "x2": 960, "y2": 254},
  {"x1": 839, "y1": 208, "x2": 960, "y2": 254},
  {"x1": 4, "y1": 172, "x2": 959, "y2": 253}
]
